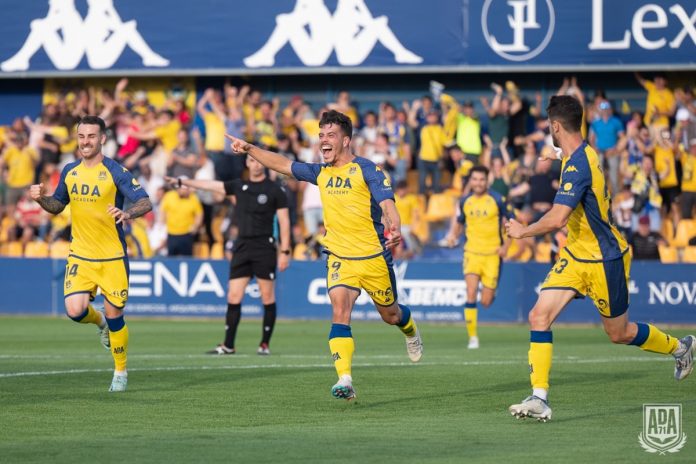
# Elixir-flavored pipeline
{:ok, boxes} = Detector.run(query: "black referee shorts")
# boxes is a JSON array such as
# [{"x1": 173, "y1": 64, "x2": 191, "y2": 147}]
[{"x1": 229, "y1": 237, "x2": 277, "y2": 281}]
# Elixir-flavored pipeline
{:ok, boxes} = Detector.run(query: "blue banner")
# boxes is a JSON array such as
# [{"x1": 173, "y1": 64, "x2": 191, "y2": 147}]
[
  {"x1": 1, "y1": 257, "x2": 695, "y2": 324},
  {"x1": 0, "y1": 1, "x2": 693, "y2": 76}
]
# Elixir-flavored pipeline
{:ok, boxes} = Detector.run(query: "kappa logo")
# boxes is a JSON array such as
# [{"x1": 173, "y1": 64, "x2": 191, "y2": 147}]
[
  {"x1": 71, "y1": 170, "x2": 78, "y2": 176},
  {"x1": 639, "y1": 404, "x2": 687, "y2": 454},
  {"x1": 564, "y1": 165, "x2": 578, "y2": 173},
  {"x1": 1, "y1": 0, "x2": 169, "y2": 72},
  {"x1": 245, "y1": 0, "x2": 422, "y2": 68},
  {"x1": 98, "y1": 171, "x2": 107, "y2": 181},
  {"x1": 349, "y1": 166, "x2": 357, "y2": 175},
  {"x1": 481, "y1": 0, "x2": 556, "y2": 62}
]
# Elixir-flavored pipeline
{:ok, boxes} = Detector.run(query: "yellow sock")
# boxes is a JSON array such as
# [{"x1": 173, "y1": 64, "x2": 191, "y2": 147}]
[
  {"x1": 70, "y1": 304, "x2": 104, "y2": 326},
  {"x1": 107, "y1": 316, "x2": 129, "y2": 372},
  {"x1": 399, "y1": 316, "x2": 417, "y2": 338},
  {"x1": 529, "y1": 331, "x2": 553, "y2": 390},
  {"x1": 329, "y1": 324, "x2": 354, "y2": 378},
  {"x1": 464, "y1": 305, "x2": 477, "y2": 338},
  {"x1": 631, "y1": 323, "x2": 679, "y2": 354},
  {"x1": 397, "y1": 305, "x2": 417, "y2": 337}
]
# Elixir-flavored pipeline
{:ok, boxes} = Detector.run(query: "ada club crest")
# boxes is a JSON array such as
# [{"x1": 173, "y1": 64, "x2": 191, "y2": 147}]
[{"x1": 639, "y1": 404, "x2": 687, "y2": 454}]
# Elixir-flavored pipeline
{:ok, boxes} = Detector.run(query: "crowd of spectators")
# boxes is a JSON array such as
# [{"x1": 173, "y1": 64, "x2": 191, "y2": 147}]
[{"x1": 1, "y1": 73, "x2": 695, "y2": 262}]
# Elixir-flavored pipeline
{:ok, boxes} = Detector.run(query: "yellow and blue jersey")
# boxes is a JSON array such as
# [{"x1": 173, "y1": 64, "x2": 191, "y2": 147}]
[
  {"x1": 554, "y1": 142, "x2": 628, "y2": 262},
  {"x1": 53, "y1": 157, "x2": 149, "y2": 260},
  {"x1": 291, "y1": 157, "x2": 394, "y2": 259},
  {"x1": 456, "y1": 190, "x2": 513, "y2": 255}
]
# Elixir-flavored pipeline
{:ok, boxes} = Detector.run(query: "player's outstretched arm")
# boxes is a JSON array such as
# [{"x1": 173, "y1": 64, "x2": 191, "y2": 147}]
[
  {"x1": 505, "y1": 204, "x2": 572, "y2": 239},
  {"x1": 225, "y1": 134, "x2": 293, "y2": 177},
  {"x1": 30, "y1": 183, "x2": 66, "y2": 215},
  {"x1": 164, "y1": 176, "x2": 226, "y2": 195}
]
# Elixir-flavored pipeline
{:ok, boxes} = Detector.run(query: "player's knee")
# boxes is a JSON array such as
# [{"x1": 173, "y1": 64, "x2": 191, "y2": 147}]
[
  {"x1": 480, "y1": 295, "x2": 494, "y2": 308},
  {"x1": 227, "y1": 289, "x2": 243, "y2": 304},
  {"x1": 528, "y1": 308, "x2": 551, "y2": 330},
  {"x1": 64, "y1": 304, "x2": 86, "y2": 319}
]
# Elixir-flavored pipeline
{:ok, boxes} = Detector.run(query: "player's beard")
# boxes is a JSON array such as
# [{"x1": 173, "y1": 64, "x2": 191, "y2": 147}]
[
  {"x1": 80, "y1": 143, "x2": 101, "y2": 159},
  {"x1": 551, "y1": 131, "x2": 560, "y2": 150}
]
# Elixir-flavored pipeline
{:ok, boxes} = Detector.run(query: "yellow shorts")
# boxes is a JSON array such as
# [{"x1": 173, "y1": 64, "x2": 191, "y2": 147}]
[
  {"x1": 541, "y1": 248, "x2": 631, "y2": 318},
  {"x1": 326, "y1": 253, "x2": 396, "y2": 307},
  {"x1": 64, "y1": 255, "x2": 130, "y2": 309},
  {"x1": 463, "y1": 251, "x2": 501, "y2": 290}
]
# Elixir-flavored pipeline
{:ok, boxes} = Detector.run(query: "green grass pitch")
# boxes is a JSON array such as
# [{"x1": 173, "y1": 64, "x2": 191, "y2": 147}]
[{"x1": 1, "y1": 316, "x2": 695, "y2": 463}]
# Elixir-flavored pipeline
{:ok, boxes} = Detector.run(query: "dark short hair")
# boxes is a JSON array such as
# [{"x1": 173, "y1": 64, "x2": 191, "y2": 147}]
[
  {"x1": 469, "y1": 165, "x2": 489, "y2": 177},
  {"x1": 547, "y1": 95, "x2": 583, "y2": 134},
  {"x1": 319, "y1": 110, "x2": 353, "y2": 139},
  {"x1": 77, "y1": 115, "x2": 106, "y2": 134}
]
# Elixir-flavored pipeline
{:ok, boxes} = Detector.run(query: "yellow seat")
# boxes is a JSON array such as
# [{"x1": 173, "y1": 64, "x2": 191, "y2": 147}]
[
  {"x1": 660, "y1": 220, "x2": 674, "y2": 243},
  {"x1": 505, "y1": 238, "x2": 532, "y2": 262},
  {"x1": 211, "y1": 216, "x2": 225, "y2": 244},
  {"x1": 0, "y1": 217, "x2": 16, "y2": 243},
  {"x1": 682, "y1": 246, "x2": 696, "y2": 263},
  {"x1": 534, "y1": 242, "x2": 552, "y2": 263},
  {"x1": 658, "y1": 245, "x2": 679, "y2": 264},
  {"x1": 670, "y1": 219, "x2": 696, "y2": 248},
  {"x1": 210, "y1": 242, "x2": 225, "y2": 260},
  {"x1": 193, "y1": 242, "x2": 210, "y2": 259},
  {"x1": 425, "y1": 193, "x2": 457, "y2": 223},
  {"x1": 24, "y1": 241, "x2": 50, "y2": 258},
  {"x1": 4, "y1": 241, "x2": 23, "y2": 257},
  {"x1": 292, "y1": 243, "x2": 310, "y2": 261},
  {"x1": 50, "y1": 240, "x2": 71, "y2": 259}
]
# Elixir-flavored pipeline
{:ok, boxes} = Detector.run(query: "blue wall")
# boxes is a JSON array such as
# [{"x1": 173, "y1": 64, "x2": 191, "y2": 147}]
[{"x1": 1, "y1": 258, "x2": 695, "y2": 324}]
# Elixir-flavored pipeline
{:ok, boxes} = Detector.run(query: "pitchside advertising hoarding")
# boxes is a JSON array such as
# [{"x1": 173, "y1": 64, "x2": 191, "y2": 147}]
[
  {"x1": 1, "y1": 258, "x2": 695, "y2": 323},
  {"x1": 0, "y1": 0, "x2": 693, "y2": 76}
]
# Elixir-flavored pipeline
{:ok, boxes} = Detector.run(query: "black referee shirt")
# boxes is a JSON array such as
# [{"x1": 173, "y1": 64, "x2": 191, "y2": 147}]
[{"x1": 224, "y1": 178, "x2": 288, "y2": 239}]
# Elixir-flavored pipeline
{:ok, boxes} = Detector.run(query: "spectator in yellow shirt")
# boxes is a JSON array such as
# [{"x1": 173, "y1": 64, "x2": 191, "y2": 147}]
[
  {"x1": 653, "y1": 127, "x2": 679, "y2": 211},
  {"x1": 456, "y1": 101, "x2": 482, "y2": 164},
  {"x1": 198, "y1": 88, "x2": 233, "y2": 181},
  {"x1": 394, "y1": 180, "x2": 421, "y2": 258},
  {"x1": 0, "y1": 132, "x2": 38, "y2": 214},
  {"x1": 160, "y1": 183, "x2": 203, "y2": 257},
  {"x1": 130, "y1": 110, "x2": 181, "y2": 155},
  {"x1": 635, "y1": 73, "x2": 676, "y2": 128},
  {"x1": 418, "y1": 110, "x2": 447, "y2": 195}
]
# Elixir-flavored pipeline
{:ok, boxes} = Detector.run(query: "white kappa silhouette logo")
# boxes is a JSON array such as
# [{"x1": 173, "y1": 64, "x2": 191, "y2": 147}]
[
  {"x1": 481, "y1": 0, "x2": 555, "y2": 62},
  {"x1": 244, "y1": 0, "x2": 422, "y2": 68},
  {"x1": 1, "y1": 0, "x2": 169, "y2": 72}
]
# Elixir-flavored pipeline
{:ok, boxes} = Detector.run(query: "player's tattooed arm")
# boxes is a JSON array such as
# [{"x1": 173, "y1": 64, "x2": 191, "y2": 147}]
[
  {"x1": 30, "y1": 183, "x2": 65, "y2": 214},
  {"x1": 108, "y1": 197, "x2": 154, "y2": 224},
  {"x1": 124, "y1": 197, "x2": 153, "y2": 220},
  {"x1": 36, "y1": 196, "x2": 66, "y2": 214},
  {"x1": 380, "y1": 199, "x2": 402, "y2": 249}
]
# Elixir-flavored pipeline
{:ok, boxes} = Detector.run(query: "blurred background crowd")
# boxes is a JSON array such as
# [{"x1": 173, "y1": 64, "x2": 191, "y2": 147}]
[{"x1": 1, "y1": 73, "x2": 695, "y2": 263}]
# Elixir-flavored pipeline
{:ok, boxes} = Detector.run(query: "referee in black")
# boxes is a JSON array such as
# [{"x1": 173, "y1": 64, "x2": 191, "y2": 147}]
[{"x1": 166, "y1": 155, "x2": 291, "y2": 355}]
